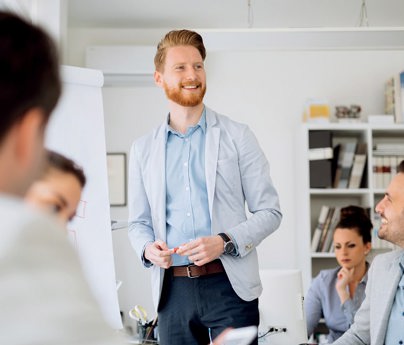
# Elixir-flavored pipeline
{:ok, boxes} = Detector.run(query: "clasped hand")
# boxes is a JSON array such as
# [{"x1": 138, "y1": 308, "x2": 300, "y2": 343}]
[{"x1": 144, "y1": 236, "x2": 224, "y2": 268}]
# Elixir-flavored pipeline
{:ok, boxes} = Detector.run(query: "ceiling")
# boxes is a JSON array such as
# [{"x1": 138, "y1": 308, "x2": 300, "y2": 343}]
[{"x1": 68, "y1": 0, "x2": 404, "y2": 29}]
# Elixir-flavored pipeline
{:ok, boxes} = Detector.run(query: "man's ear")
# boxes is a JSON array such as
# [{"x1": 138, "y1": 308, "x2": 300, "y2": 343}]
[
  {"x1": 154, "y1": 70, "x2": 163, "y2": 87},
  {"x1": 14, "y1": 107, "x2": 46, "y2": 171},
  {"x1": 1, "y1": 108, "x2": 47, "y2": 196}
]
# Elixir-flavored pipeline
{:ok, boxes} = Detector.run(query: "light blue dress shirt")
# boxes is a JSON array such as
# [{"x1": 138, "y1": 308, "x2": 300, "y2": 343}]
[
  {"x1": 305, "y1": 265, "x2": 368, "y2": 343},
  {"x1": 384, "y1": 256, "x2": 404, "y2": 345},
  {"x1": 165, "y1": 110, "x2": 211, "y2": 266}
]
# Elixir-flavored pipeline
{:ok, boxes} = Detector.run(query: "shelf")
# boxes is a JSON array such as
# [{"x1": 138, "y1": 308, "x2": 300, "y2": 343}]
[
  {"x1": 373, "y1": 189, "x2": 386, "y2": 194},
  {"x1": 310, "y1": 188, "x2": 369, "y2": 195},
  {"x1": 304, "y1": 122, "x2": 404, "y2": 130},
  {"x1": 200, "y1": 27, "x2": 404, "y2": 51},
  {"x1": 312, "y1": 253, "x2": 335, "y2": 258}
]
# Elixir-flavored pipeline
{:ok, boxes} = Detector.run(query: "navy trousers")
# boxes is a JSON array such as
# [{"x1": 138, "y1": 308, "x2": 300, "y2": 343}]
[{"x1": 157, "y1": 265, "x2": 259, "y2": 345}]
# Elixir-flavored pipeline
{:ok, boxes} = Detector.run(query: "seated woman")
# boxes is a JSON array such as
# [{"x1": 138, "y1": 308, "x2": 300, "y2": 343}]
[
  {"x1": 25, "y1": 149, "x2": 86, "y2": 225},
  {"x1": 304, "y1": 205, "x2": 372, "y2": 343}
]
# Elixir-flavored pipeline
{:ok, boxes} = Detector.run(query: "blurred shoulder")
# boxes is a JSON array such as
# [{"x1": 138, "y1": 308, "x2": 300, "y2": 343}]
[{"x1": 0, "y1": 195, "x2": 66, "y2": 254}]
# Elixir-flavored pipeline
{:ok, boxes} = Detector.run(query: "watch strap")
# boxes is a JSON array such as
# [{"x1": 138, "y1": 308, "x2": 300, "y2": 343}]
[{"x1": 218, "y1": 232, "x2": 231, "y2": 243}]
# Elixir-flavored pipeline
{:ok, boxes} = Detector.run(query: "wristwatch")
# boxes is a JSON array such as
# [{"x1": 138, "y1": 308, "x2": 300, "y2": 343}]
[{"x1": 218, "y1": 233, "x2": 235, "y2": 255}]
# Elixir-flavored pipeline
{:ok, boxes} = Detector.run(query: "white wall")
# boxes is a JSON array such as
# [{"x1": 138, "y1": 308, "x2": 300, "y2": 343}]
[{"x1": 67, "y1": 27, "x2": 404, "y2": 328}]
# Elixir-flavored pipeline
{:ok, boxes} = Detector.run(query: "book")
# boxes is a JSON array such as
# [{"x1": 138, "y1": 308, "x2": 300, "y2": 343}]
[
  {"x1": 382, "y1": 156, "x2": 392, "y2": 188},
  {"x1": 337, "y1": 141, "x2": 357, "y2": 189},
  {"x1": 320, "y1": 207, "x2": 340, "y2": 252},
  {"x1": 309, "y1": 131, "x2": 333, "y2": 188},
  {"x1": 348, "y1": 143, "x2": 367, "y2": 189},
  {"x1": 393, "y1": 73, "x2": 401, "y2": 123},
  {"x1": 385, "y1": 72, "x2": 404, "y2": 123},
  {"x1": 317, "y1": 207, "x2": 335, "y2": 252},
  {"x1": 367, "y1": 114, "x2": 394, "y2": 124},
  {"x1": 384, "y1": 77, "x2": 394, "y2": 115},
  {"x1": 373, "y1": 156, "x2": 384, "y2": 189},
  {"x1": 390, "y1": 156, "x2": 398, "y2": 176},
  {"x1": 333, "y1": 144, "x2": 344, "y2": 188},
  {"x1": 311, "y1": 205, "x2": 330, "y2": 252},
  {"x1": 308, "y1": 147, "x2": 333, "y2": 160},
  {"x1": 374, "y1": 142, "x2": 404, "y2": 155}
]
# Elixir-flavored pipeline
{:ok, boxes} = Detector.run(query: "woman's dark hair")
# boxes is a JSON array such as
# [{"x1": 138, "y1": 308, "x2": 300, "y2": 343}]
[
  {"x1": 335, "y1": 205, "x2": 372, "y2": 244},
  {"x1": 46, "y1": 150, "x2": 86, "y2": 188}
]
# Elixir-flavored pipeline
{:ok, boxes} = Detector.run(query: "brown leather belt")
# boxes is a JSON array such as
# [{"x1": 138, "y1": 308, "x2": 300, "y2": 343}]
[{"x1": 171, "y1": 260, "x2": 224, "y2": 278}]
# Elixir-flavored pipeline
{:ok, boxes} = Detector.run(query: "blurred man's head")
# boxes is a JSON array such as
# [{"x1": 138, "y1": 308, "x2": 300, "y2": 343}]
[
  {"x1": 25, "y1": 150, "x2": 86, "y2": 225},
  {"x1": 0, "y1": 11, "x2": 61, "y2": 196}
]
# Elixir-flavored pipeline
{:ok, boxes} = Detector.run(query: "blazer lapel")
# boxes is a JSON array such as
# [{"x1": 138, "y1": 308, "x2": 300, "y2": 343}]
[
  {"x1": 205, "y1": 110, "x2": 220, "y2": 219},
  {"x1": 374, "y1": 253, "x2": 402, "y2": 342},
  {"x1": 149, "y1": 123, "x2": 167, "y2": 242}
]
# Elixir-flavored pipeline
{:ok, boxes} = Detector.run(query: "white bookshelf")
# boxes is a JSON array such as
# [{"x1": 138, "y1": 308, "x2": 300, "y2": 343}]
[{"x1": 297, "y1": 122, "x2": 404, "y2": 292}]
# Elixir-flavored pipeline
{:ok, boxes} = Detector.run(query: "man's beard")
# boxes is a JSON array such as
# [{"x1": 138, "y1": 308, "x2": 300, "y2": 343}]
[{"x1": 163, "y1": 81, "x2": 206, "y2": 107}]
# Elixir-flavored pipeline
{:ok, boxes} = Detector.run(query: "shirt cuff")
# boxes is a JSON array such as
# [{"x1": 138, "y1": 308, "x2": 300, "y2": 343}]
[
  {"x1": 227, "y1": 233, "x2": 240, "y2": 257},
  {"x1": 141, "y1": 242, "x2": 154, "y2": 268}
]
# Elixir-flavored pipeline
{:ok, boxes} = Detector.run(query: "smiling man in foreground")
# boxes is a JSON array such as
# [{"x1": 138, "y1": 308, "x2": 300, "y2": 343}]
[{"x1": 332, "y1": 160, "x2": 404, "y2": 345}]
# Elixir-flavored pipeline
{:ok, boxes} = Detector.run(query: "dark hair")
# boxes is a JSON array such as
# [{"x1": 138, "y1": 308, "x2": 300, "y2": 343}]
[
  {"x1": 335, "y1": 205, "x2": 372, "y2": 244},
  {"x1": 46, "y1": 150, "x2": 86, "y2": 188},
  {"x1": 154, "y1": 29, "x2": 206, "y2": 72},
  {"x1": 0, "y1": 11, "x2": 61, "y2": 142},
  {"x1": 398, "y1": 160, "x2": 404, "y2": 173}
]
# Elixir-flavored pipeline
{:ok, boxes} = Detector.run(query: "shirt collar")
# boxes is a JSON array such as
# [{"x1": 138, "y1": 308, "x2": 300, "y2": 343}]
[
  {"x1": 165, "y1": 107, "x2": 206, "y2": 140},
  {"x1": 399, "y1": 253, "x2": 404, "y2": 273},
  {"x1": 360, "y1": 261, "x2": 370, "y2": 284}
]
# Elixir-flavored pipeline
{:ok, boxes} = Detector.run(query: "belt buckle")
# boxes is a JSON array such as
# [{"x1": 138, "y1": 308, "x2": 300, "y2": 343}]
[{"x1": 186, "y1": 264, "x2": 199, "y2": 278}]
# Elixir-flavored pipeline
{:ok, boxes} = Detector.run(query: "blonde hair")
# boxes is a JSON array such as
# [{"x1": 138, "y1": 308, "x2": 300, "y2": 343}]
[{"x1": 154, "y1": 29, "x2": 206, "y2": 72}]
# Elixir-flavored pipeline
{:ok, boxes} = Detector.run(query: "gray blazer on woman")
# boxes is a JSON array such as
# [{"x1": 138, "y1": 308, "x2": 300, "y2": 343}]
[
  {"x1": 332, "y1": 249, "x2": 404, "y2": 345},
  {"x1": 128, "y1": 106, "x2": 282, "y2": 309}
]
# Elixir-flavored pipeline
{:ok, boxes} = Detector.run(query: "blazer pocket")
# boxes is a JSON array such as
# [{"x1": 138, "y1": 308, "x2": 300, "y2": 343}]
[{"x1": 216, "y1": 157, "x2": 240, "y2": 191}]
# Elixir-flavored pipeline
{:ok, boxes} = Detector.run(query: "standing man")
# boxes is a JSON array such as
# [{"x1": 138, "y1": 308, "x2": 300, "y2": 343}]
[
  {"x1": 0, "y1": 11, "x2": 122, "y2": 344},
  {"x1": 332, "y1": 160, "x2": 404, "y2": 345},
  {"x1": 128, "y1": 29, "x2": 282, "y2": 344}
]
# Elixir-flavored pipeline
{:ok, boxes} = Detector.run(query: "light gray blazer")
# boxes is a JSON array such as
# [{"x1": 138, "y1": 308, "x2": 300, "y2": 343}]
[
  {"x1": 332, "y1": 249, "x2": 404, "y2": 345},
  {"x1": 128, "y1": 106, "x2": 282, "y2": 309}
]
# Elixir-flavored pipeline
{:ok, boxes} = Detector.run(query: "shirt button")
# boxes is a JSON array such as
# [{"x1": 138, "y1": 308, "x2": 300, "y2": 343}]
[
  {"x1": 184, "y1": 162, "x2": 188, "y2": 167},
  {"x1": 185, "y1": 186, "x2": 190, "y2": 191},
  {"x1": 185, "y1": 138, "x2": 189, "y2": 142},
  {"x1": 186, "y1": 212, "x2": 191, "y2": 217}
]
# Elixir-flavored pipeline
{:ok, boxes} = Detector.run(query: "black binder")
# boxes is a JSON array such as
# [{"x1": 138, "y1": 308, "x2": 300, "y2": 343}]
[{"x1": 309, "y1": 130, "x2": 333, "y2": 188}]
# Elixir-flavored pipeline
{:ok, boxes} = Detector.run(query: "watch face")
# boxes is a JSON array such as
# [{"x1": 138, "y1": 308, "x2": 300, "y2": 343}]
[{"x1": 224, "y1": 241, "x2": 235, "y2": 254}]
